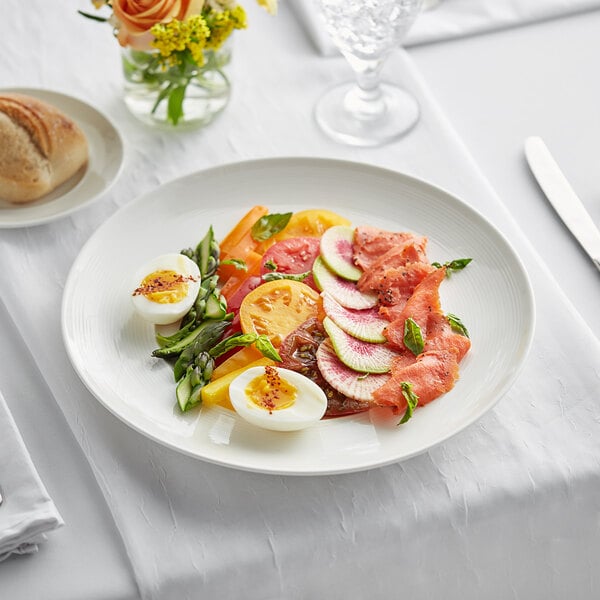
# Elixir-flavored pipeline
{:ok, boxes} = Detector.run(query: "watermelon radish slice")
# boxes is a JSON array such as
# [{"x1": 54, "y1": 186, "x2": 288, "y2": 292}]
[
  {"x1": 323, "y1": 317, "x2": 398, "y2": 373},
  {"x1": 320, "y1": 225, "x2": 362, "y2": 281},
  {"x1": 313, "y1": 257, "x2": 377, "y2": 310},
  {"x1": 322, "y1": 292, "x2": 388, "y2": 343},
  {"x1": 316, "y1": 340, "x2": 390, "y2": 401}
]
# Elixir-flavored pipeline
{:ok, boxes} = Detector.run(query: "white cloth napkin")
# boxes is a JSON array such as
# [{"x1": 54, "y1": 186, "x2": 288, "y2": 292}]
[
  {"x1": 0, "y1": 390, "x2": 63, "y2": 562},
  {"x1": 292, "y1": 0, "x2": 600, "y2": 55},
  {"x1": 0, "y1": 2, "x2": 599, "y2": 598}
]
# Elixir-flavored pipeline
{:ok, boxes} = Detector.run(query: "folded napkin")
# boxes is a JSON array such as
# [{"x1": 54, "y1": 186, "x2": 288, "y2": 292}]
[
  {"x1": 0, "y1": 390, "x2": 63, "y2": 561},
  {"x1": 292, "y1": 0, "x2": 600, "y2": 55}
]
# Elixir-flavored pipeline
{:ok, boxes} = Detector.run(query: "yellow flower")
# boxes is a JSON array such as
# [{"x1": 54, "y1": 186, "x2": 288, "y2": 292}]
[
  {"x1": 204, "y1": 6, "x2": 247, "y2": 50},
  {"x1": 256, "y1": 0, "x2": 278, "y2": 15},
  {"x1": 150, "y1": 15, "x2": 211, "y2": 65}
]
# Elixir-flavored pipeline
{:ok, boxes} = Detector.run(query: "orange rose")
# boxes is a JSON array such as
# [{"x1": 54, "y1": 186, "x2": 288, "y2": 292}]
[{"x1": 113, "y1": 0, "x2": 205, "y2": 50}]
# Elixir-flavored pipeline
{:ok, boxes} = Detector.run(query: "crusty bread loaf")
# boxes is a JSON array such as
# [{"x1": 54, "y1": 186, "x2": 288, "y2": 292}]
[{"x1": 0, "y1": 93, "x2": 89, "y2": 204}]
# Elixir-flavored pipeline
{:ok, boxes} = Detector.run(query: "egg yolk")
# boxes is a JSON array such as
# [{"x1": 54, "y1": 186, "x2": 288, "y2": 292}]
[
  {"x1": 132, "y1": 270, "x2": 195, "y2": 304},
  {"x1": 245, "y1": 366, "x2": 297, "y2": 413}
]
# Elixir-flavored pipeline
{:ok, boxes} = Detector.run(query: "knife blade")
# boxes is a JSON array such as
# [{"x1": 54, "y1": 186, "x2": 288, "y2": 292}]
[{"x1": 524, "y1": 136, "x2": 600, "y2": 273}]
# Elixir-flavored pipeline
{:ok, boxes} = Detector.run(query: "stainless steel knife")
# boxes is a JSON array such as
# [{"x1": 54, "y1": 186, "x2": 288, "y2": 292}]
[{"x1": 524, "y1": 136, "x2": 600, "y2": 273}]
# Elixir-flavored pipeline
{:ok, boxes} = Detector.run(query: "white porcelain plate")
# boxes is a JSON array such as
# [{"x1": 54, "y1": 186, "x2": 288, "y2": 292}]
[
  {"x1": 62, "y1": 158, "x2": 535, "y2": 475},
  {"x1": 0, "y1": 88, "x2": 124, "y2": 228}
]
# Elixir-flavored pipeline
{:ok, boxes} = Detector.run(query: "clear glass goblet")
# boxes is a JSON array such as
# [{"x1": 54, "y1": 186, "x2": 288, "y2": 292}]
[{"x1": 315, "y1": 0, "x2": 423, "y2": 147}]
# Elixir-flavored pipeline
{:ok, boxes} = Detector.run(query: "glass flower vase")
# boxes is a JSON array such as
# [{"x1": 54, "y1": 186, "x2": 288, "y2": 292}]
[{"x1": 121, "y1": 45, "x2": 231, "y2": 129}]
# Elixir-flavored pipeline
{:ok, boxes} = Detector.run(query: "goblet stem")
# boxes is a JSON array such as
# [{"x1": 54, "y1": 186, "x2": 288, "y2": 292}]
[{"x1": 343, "y1": 55, "x2": 386, "y2": 120}]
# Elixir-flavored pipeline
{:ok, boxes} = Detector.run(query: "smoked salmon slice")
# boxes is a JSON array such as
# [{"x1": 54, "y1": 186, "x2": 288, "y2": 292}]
[
  {"x1": 353, "y1": 226, "x2": 427, "y2": 271},
  {"x1": 383, "y1": 267, "x2": 446, "y2": 349},
  {"x1": 382, "y1": 266, "x2": 471, "y2": 360},
  {"x1": 372, "y1": 350, "x2": 460, "y2": 409},
  {"x1": 368, "y1": 262, "x2": 437, "y2": 312},
  {"x1": 424, "y1": 311, "x2": 471, "y2": 361},
  {"x1": 355, "y1": 227, "x2": 434, "y2": 309},
  {"x1": 375, "y1": 265, "x2": 470, "y2": 411}
]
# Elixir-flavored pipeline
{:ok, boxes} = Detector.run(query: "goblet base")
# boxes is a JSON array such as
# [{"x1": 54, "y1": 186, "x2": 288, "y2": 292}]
[{"x1": 315, "y1": 81, "x2": 420, "y2": 147}]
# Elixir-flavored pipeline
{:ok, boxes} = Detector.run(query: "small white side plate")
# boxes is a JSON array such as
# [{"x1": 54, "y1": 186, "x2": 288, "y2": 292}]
[{"x1": 0, "y1": 88, "x2": 124, "y2": 228}]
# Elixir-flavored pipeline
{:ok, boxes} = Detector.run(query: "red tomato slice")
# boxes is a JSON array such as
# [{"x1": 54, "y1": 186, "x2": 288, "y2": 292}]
[
  {"x1": 260, "y1": 237, "x2": 321, "y2": 290},
  {"x1": 217, "y1": 275, "x2": 262, "y2": 357},
  {"x1": 226, "y1": 275, "x2": 262, "y2": 314}
]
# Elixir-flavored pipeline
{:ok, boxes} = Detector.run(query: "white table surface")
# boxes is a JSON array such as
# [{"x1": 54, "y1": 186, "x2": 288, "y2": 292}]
[
  {"x1": 411, "y1": 8, "x2": 600, "y2": 337},
  {"x1": 1, "y1": 3, "x2": 599, "y2": 599}
]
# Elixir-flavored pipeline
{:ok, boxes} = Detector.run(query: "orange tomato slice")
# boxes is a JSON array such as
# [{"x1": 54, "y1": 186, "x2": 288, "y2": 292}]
[
  {"x1": 239, "y1": 280, "x2": 320, "y2": 347},
  {"x1": 220, "y1": 205, "x2": 268, "y2": 256},
  {"x1": 218, "y1": 205, "x2": 269, "y2": 283}
]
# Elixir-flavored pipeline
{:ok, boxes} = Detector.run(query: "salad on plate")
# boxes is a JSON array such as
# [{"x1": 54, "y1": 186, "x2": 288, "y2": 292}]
[{"x1": 130, "y1": 206, "x2": 472, "y2": 433}]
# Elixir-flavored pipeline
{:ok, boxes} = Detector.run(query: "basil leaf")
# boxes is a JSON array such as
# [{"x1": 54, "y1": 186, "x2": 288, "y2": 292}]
[
  {"x1": 221, "y1": 258, "x2": 248, "y2": 271},
  {"x1": 262, "y1": 271, "x2": 310, "y2": 282},
  {"x1": 255, "y1": 335, "x2": 282, "y2": 362},
  {"x1": 403, "y1": 317, "x2": 424, "y2": 356},
  {"x1": 432, "y1": 258, "x2": 472, "y2": 273},
  {"x1": 398, "y1": 382, "x2": 419, "y2": 424},
  {"x1": 447, "y1": 313, "x2": 469, "y2": 338},
  {"x1": 251, "y1": 212, "x2": 292, "y2": 242},
  {"x1": 209, "y1": 332, "x2": 257, "y2": 359}
]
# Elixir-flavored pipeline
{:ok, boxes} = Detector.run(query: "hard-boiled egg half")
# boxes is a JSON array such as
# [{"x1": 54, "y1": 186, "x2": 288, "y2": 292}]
[
  {"x1": 229, "y1": 366, "x2": 327, "y2": 432},
  {"x1": 131, "y1": 253, "x2": 201, "y2": 325}
]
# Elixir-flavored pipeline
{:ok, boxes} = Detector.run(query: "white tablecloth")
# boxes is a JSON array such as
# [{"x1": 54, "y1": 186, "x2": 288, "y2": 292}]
[{"x1": 1, "y1": 2, "x2": 599, "y2": 599}]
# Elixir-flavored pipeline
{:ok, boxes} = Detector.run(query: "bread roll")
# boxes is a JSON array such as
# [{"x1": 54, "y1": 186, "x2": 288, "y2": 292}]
[{"x1": 0, "y1": 93, "x2": 89, "y2": 204}]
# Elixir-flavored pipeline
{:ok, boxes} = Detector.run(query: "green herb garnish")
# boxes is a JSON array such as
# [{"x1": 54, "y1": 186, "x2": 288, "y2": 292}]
[
  {"x1": 398, "y1": 382, "x2": 419, "y2": 424},
  {"x1": 251, "y1": 212, "x2": 292, "y2": 242},
  {"x1": 262, "y1": 271, "x2": 310, "y2": 282},
  {"x1": 209, "y1": 332, "x2": 282, "y2": 361},
  {"x1": 255, "y1": 335, "x2": 282, "y2": 362},
  {"x1": 221, "y1": 258, "x2": 247, "y2": 271},
  {"x1": 209, "y1": 332, "x2": 258, "y2": 359},
  {"x1": 264, "y1": 258, "x2": 278, "y2": 271},
  {"x1": 403, "y1": 317, "x2": 424, "y2": 356},
  {"x1": 447, "y1": 313, "x2": 469, "y2": 338},
  {"x1": 432, "y1": 258, "x2": 472, "y2": 273}
]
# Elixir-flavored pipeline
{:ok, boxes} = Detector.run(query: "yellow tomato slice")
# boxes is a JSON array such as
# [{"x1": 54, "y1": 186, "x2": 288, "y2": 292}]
[
  {"x1": 239, "y1": 280, "x2": 320, "y2": 347},
  {"x1": 280, "y1": 209, "x2": 351, "y2": 238},
  {"x1": 256, "y1": 209, "x2": 352, "y2": 253}
]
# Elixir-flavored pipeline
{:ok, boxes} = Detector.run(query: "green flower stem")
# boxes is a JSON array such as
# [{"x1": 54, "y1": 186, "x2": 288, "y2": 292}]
[
  {"x1": 122, "y1": 46, "x2": 231, "y2": 126},
  {"x1": 151, "y1": 82, "x2": 174, "y2": 115}
]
